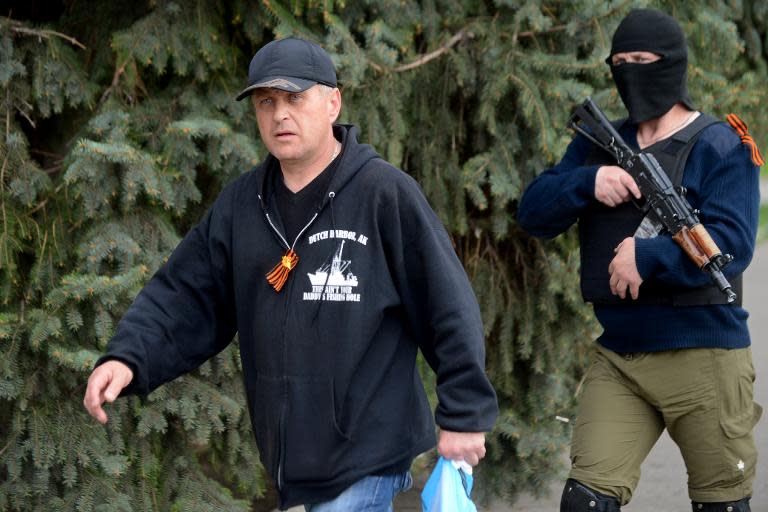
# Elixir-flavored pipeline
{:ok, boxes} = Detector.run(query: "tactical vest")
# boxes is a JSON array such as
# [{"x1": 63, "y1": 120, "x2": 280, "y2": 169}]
[{"x1": 578, "y1": 113, "x2": 743, "y2": 306}]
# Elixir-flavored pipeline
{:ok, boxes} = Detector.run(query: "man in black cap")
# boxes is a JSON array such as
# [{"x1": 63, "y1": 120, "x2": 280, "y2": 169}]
[
  {"x1": 83, "y1": 37, "x2": 498, "y2": 510},
  {"x1": 517, "y1": 9, "x2": 762, "y2": 512}
]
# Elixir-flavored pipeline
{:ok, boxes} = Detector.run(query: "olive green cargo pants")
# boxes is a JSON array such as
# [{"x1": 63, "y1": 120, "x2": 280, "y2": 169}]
[{"x1": 569, "y1": 343, "x2": 762, "y2": 505}]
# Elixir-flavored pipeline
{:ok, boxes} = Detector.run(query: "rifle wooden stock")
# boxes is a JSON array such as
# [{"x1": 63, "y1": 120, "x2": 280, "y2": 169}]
[{"x1": 672, "y1": 224, "x2": 723, "y2": 269}]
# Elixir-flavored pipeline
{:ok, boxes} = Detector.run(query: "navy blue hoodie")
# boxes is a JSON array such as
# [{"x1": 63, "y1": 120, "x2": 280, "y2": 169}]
[{"x1": 96, "y1": 125, "x2": 499, "y2": 508}]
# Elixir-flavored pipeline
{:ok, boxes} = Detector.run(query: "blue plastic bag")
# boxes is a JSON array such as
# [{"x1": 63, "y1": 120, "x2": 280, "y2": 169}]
[{"x1": 421, "y1": 457, "x2": 478, "y2": 512}]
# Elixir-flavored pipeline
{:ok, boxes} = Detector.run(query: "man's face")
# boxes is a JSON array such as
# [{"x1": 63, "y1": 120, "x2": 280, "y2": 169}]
[
  {"x1": 610, "y1": 51, "x2": 661, "y2": 66},
  {"x1": 251, "y1": 85, "x2": 341, "y2": 166}
]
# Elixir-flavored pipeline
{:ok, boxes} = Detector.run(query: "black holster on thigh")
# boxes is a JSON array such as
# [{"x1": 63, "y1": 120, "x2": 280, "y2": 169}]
[
  {"x1": 691, "y1": 497, "x2": 751, "y2": 512},
  {"x1": 561, "y1": 478, "x2": 621, "y2": 511}
]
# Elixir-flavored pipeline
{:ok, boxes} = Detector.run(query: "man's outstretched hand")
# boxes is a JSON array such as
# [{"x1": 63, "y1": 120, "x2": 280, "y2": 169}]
[
  {"x1": 437, "y1": 429, "x2": 487, "y2": 466},
  {"x1": 83, "y1": 360, "x2": 133, "y2": 424}
]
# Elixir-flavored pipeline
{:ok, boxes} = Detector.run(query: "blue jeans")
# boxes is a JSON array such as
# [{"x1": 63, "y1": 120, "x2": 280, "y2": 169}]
[{"x1": 304, "y1": 472, "x2": 413, "y2": 512}]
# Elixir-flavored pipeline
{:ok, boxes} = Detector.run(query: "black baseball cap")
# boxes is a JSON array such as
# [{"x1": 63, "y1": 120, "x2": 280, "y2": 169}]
[{"x1": 235, "y1": 37, "x2": 337, "y2": 101}]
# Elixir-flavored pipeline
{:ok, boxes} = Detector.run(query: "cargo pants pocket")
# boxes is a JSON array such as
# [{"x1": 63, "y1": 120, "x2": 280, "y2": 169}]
[{"x1": 715, "y1": 348, "x2": 763, "y2": 484}]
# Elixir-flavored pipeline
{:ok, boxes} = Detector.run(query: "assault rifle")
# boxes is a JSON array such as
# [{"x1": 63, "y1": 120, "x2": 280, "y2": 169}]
[{"x1": 568, "y1": 97, "x2": 737, "y2": 303}]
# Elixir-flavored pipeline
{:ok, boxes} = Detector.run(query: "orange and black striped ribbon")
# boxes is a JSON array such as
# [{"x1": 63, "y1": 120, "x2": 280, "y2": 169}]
[
  {"x1": 726, "y1": 113, "x2": 765, "y2": 167},
  {"x1": 266, "y1": 249, "x2": 299, "y2": 292}
]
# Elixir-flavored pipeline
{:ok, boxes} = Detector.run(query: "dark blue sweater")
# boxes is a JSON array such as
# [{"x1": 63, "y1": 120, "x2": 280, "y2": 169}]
[{"x1": 517, "y1": 121, "x2": 760, "y2": 353}]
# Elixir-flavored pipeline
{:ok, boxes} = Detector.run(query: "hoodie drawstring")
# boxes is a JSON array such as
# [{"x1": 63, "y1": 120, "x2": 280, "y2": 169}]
[{"x1": 312, "y1": 191, "x2": 338, "y2": 323}]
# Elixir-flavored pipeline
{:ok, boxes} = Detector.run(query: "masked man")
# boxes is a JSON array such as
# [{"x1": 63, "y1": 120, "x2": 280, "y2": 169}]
[{"x1": 518, "y1": 9, "x2": 762, "y2": 512}]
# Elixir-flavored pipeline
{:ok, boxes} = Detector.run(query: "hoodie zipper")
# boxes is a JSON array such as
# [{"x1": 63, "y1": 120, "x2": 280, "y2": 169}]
[
  {"x1": 264, "y1": 212, "x2": 290, "y2": 249},
  {"x1": 258, "y1": 194, "x2": 321, "y2": 490},
  {"x1": 263, "y1": 209, "x2": 319, "y2": 253}
]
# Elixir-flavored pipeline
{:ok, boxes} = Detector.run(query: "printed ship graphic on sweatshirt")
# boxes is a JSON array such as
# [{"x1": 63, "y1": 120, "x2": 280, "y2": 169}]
[{"x1": 307, "y1": 240, "x2": 359, "y2": 287}]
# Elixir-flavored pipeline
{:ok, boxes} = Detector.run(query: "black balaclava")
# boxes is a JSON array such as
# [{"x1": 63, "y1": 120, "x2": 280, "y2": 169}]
[{"x1": 608, "y1": 9, "x2": 695, "y2": 123}]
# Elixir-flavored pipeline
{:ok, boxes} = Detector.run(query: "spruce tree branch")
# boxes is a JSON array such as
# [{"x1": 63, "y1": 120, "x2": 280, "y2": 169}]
[
  {"x1": 507, "y1": 73, "x2": 550, "y2": 156},
  {"x1": 8, "y1": 22, "x2": 86, "y2": 50},
  {"x1": 483, "y1": 237, "x2": 514, "y2": 300},
  {"x1": 30, "y1": 149, "x2": 64, "y2": 160},
  {"x1": 370, "y1": 29, "x2": 469, "y2": 74},
  {"x1": 393, "y1": 30, "x2": 468, "y2": 72},
  {"x1": 594, "y1": 16, "x2": 608, "y2": 49},
  {"x1": 516, "y1": 23, "x2": 569, "y2": 39},
  {"x1": 28, "y1": 199, "x2": 49, "y2": 215},
  {"x1": 0, "y1": 435, "x2": 13, "y2": 457},
  {"x1": 15, "y1": 106, "x2": 35, "y2": 129},
  {"x1": 98, "y1": 60, "x2": 130, "y2": 107},
  {"x1": 28, "y1": 184, "x2": 64, "y2": 215},
  {"x1": 2, "y1": 89, "x2": 9, "y2": 259},
  {"x1": 370, "y1": 15, "x2": 602, "y2": 75},
  {"x1": 512, "y1": 1, "x2": 631, "y2": 43}
]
